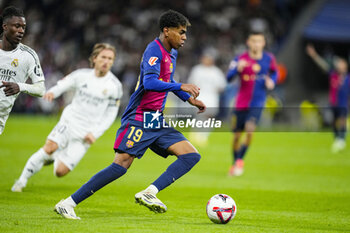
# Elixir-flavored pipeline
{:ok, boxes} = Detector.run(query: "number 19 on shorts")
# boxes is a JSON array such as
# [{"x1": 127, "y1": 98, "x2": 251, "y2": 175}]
[{"x1": 127, "y1": 126, "x2": 143, "y2": 142}]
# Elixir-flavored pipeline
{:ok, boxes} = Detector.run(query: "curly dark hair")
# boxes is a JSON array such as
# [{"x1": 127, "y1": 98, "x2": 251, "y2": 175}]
[
  {"x1": 1, "y1": 6, "x2": 24, "y2": 23},
  {"x1": 158, "y1": 9, "x2": 190, "y2": 32}
]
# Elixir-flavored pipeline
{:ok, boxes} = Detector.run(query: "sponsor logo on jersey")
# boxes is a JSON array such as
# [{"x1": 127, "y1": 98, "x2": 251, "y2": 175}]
[
  {"x1": 0, "y1": 68, "x2": 17, "y2": 81},
  {"x1": 126, "y1": 140, "x2": 134, "y2": 148},
  {"x1": 82, "y1": 84, "x2": 88, "y2": 88},
  {"x1": 148, "y1": 57, "x2": 158, "y2": 66},
  {"x1": 11, "y1": 59, "x2": 19, "y2": 67}
]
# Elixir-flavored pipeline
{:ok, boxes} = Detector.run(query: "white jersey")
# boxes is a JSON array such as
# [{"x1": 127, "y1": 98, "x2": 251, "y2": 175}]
[
  {"x1": 49, "y1": 68, "x2": 122, "y2": 139},
  {"x1": 188, "y1": 64, "x2": 226, "y2": 108},
  {"x1": 0, "y1": 43, "x2": 44, "y2": 133}
]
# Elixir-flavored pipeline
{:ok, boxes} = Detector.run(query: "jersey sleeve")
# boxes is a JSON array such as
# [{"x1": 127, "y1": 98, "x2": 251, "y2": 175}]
[
  {"x1": 48, "y1": 70, "x2": 79, "y2": 98},
  {"x1": 26, "y1": 50, "x2": 45, "y2": 83},
  {"x1": 110, "y1": 77, "x2": 123, "y2": 100},
  {"x1": 227, "y1": 56, "x2": 239, "y2": 82},
  {"x1": 142, "y1": 43, "x2": 182, "y2": 92},
  {"x1": 142, "y1": 45, "x2": 162, "y2": 76},
  {"x1": 171, "y1": 77, "x2": 190, "y2": 102},
  {"x1": 116, "y1": 81, "x2": 123, "y2": 99},
  {"x1": 268, "y1": 54, "x2": 278, "y2": 84},
  {"x1": 143, "y1": 73, "x2": 181, "y2": 92}
]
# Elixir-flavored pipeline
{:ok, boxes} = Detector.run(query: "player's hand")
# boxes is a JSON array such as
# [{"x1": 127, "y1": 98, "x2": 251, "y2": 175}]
[
  {"x1": 181, "y1": 84, "x2": 200, "y2": 98},
  {"x1": 188, "y1": 97, "x2": 206, "y2": 113},
  {"x1": 265, "y1": 76, "x2": 275, "y2": 90},
  {"x1": 306, "y1": 44, "x2": 317, "y2": 58},
  {"x1": 237, "y1": 59, "x2": 248, "y2": 72},
  {"x1": 43, "y1": 92, "x2": 55, "y2": 102},
  {"x1": 84, "y1": 133, "x2": 96, "y2": 145},
  {"x1": 0, "y1": 81, "x2": 20, "y2": 96}
]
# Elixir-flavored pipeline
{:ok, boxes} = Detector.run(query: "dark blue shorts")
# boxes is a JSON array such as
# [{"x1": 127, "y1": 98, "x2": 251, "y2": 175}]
[
  {"x1": 232, "y1": 108, "x2": 263, "y2": 132},
  {"x1": 113, "y1": 120, "x2": 187, "y2": 158},
  {"x1": 331, "y1": 106, "x2": 348, "y2": 119}
]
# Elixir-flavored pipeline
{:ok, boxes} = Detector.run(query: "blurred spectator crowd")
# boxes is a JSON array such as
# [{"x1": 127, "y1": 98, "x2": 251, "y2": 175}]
[{"x1": 0, "y1": 0, "x2": 309, "y2": 114}]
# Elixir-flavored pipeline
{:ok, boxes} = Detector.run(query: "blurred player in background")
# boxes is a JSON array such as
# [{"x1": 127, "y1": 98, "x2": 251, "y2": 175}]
[
  {"x1": 306, "y1": 44, "x2": 349, "y2": 153},
  {"x1": 0, "y1": 6, "x2": 45, "y2": 135},
  {"x1": 11, "y1": 43, "x2": 122, "y2": 192},
  {"x1": 55, "y1": 9, "x2": 206, "y2": 220},
  {"x1": 188, "y1": 52, "x2": 226, "y2": 146},
  {"x1": 227, "y1": 31, "x2": 278, "y2": 176}
]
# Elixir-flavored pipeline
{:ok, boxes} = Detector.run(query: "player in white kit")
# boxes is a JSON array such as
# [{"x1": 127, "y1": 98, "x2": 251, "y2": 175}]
[
  {"x1": 188, "y1": 53, "x2": 226, "y2": 145},
  {"x1": 0, "y1": 6, "x2": 45, "y2": 135},
  {"x1": 11, "y1": 43, "x2": 123, "y2": 192}
]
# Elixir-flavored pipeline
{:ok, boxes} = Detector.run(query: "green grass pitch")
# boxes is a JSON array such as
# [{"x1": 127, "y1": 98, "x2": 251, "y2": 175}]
[{"x1": 0, "y1": 115, "x2": 349, "y2": 232}]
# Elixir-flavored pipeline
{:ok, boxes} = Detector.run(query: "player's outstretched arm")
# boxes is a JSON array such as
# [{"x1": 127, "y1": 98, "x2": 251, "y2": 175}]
[
  {"x1": 305, "y1": 44, "x2": 330, "y2": 73},
  {"x1": 188, "y1": 97, "x2": 206, "y2": 113},
  {"x1": 227, "y1": 58, "x2": 247, "y2": 82},
  {"x1": 47, "y1": 72, "x2": 79, "y2": 99},
  {"x1": 43, "y1": 92, "x2": 55, "y2": 102},
  {"x1": 0, "y1": 81, "x2": 45, "y2": 97}
]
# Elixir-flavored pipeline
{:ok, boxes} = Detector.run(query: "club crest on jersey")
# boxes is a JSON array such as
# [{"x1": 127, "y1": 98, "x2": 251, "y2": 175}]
[
  {"x1": 102, "y1": 89, "x2": 108, "y2": 95},
  {"x1": 11, "y1": 59, "x2": 19, "y2": 67},
  {"x1": 126, "y1": 140, "x2": 134, "y2": 148},
  {"x1": 148, "y1": 57, "x2": 158, "y2": 66},
  {"x1": 252, "y1": 63, "x2": 261, "y2": 73}
]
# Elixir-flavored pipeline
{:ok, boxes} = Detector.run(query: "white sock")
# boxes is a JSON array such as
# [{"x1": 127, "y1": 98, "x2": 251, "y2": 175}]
[
  {"x1": 145, "y1": 184, "x2": 159, "y2": 195},
  {"x1": 63, "y1": 196, "x2": 77, "y2": 208},
  {"x1": 18, "y1": 148, "x2": 51, "y2": 186}
]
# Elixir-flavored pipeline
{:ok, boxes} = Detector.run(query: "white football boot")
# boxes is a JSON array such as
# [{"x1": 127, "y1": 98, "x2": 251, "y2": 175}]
[
  {"x1": 11, "y1": 180, "x2": 25, "y2": 192},
  {"x1": 332, "y1": 138, "x2": 346, "y2": 154},
  {"x1": 54, "y1": 200, "x2": 81, "y2": 220},
  {"x1": 135, "y1": 190, "x2": 167, "y2": 213}
]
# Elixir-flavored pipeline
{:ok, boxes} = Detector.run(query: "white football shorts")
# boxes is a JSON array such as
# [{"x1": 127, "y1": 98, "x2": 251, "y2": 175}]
[{"x1": 48, "y1": 119, "x2": 90, "y2": 170}]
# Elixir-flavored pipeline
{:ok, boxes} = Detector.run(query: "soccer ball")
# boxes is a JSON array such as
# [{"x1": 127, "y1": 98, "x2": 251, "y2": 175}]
[{"x1": 206, "y1": 194, "x2": 237, "y2": 224}]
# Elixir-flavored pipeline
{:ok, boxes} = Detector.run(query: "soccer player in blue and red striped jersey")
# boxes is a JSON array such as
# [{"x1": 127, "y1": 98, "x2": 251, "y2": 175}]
[
  {"x1": 227, "y1": 31, "x2": 278, "y2": 176},
  {"x1": 54, "y1": 10, "x2": 206, "y2": 220},
  {"x1": 306, "y1": 44, "x2": 349, "y2": 153}
]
